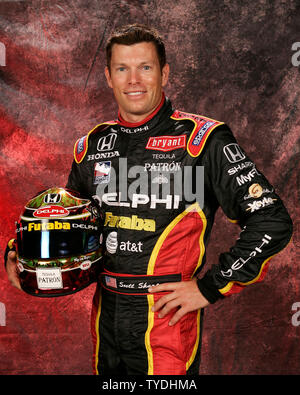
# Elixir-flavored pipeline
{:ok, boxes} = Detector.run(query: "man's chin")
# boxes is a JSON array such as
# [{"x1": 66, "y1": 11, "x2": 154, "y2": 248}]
[{"x1": 121, "y1": 107, "x2": 153, "y2": 122}]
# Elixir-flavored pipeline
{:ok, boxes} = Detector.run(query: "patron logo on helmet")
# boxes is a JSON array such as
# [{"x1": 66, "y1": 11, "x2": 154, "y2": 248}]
[{"x1": 15, "y1": 187, "x2": 104, "y2": 297}]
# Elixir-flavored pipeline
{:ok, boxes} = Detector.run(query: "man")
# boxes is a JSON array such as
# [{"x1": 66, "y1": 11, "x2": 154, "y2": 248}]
[{"x1": 5, "y1": 24, "x2": 293, "y2": 375}]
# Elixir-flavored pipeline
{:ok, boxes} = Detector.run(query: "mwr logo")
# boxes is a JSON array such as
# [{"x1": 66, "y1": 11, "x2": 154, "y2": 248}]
[{"x1": 146, "y1": 135, "x2": 186, "y2": 152}]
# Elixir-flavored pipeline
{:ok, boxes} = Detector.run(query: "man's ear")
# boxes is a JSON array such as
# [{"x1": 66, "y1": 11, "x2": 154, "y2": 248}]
[
  {"x1": 104, "y1": 66, "x2": 113, "y2": 88},
  {"x1": 161, "y1": 63, "x2": 170, "y2": 87}
]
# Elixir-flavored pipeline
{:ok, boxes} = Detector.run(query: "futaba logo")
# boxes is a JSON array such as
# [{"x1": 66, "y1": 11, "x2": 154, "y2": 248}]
[{"x1": 28, "y1": 221, "x2": 70, "y2": 231}]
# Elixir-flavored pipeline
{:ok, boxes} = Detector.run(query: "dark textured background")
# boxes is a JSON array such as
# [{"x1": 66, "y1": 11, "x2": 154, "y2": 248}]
[{"x1": 0, "y1": 0, "x2": 299, "y2": 375}]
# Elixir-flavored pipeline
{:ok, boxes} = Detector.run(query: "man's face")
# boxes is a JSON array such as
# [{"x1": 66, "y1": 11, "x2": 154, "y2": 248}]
[{"x1": 105, "y1": 42, "x2": 169, "y2": 123}]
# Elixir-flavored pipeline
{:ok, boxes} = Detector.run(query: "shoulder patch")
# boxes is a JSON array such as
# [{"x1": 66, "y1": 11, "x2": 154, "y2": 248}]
[
  {"x1": 171, "y1": 110, "x2": 224, "y2": 157},
  {"x1": 73, "y1": 120, "x2": 117, "y2": 164}
]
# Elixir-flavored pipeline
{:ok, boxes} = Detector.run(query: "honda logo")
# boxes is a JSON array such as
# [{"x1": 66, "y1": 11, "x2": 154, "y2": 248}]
[
  {"x1": 44, "y1": 193, "x2": 61, "y2": 204},
  {"x1": 97, "y1": 133, "x2": 117, "y2": 152},
  {"x1": 223, "y1": 143, "x2": 246, "y2": 163}
]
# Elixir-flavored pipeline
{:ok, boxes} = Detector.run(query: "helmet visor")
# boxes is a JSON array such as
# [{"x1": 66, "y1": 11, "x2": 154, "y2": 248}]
[{"x1": 16, "y1": 220, "x2": 101, "y2": 259}]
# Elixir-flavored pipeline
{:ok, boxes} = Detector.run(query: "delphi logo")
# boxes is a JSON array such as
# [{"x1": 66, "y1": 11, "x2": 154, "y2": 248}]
[{"x1": 33, "y1": 205, "x2": 69, "y2": 218}]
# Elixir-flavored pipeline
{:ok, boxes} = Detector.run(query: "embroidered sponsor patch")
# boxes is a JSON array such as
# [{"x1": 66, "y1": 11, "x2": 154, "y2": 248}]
[
  {"x1": 223, "y1": 143, "x2": 246, "y2": 163},
  {"x1": 105, "y1": 276, "x2": 117, "y2": 288},
  {"x1": 93, "y1": 161, "x2": 111, "y2": 185},
  {"x1": 171, "y1": 110, "x2": 224, "y2": 157},
  {"x1": 33, "y1": 205, "x2": 69, "y2": 218},
  {"x1": 74, "y1": 135, "x2": 88, "y2": 163},
  {"x1": 146, "y1": 135, "x2": 186, "y2": 152},
  {"x1": 36, "y1": 268, "x2": 63, "y2": 290},
  {"x1": 188, "y1": 119, "x2": 222, "y2": 156},
  {"x1": 191, "y1": 121, "x2": 215, "y2": 146},
  {"x1": 73, "y1": 121, "x2": 118, "y2": 164}
]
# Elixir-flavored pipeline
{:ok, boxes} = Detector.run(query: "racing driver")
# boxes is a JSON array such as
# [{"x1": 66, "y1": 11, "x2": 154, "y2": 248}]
[{"x1": 5, "y1": 24, "x2": 293, "y2": 375}]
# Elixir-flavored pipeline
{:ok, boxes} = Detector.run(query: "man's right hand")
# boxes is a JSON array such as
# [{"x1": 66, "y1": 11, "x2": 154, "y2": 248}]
[{"x1": 6, "y1": 251, "x2": 21, "y2": 290}]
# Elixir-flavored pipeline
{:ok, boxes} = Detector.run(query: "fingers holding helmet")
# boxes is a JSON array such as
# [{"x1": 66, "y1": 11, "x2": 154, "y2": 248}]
[{"x1": 6, "y1": 250, "x2": 22, "y2": 290}]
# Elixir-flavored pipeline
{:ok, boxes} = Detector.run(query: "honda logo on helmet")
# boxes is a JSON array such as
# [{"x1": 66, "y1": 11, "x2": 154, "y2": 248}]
[
  {"x1": 97, "y1": 133, "x2": 117, "y2": 152},
  {"x1": 44, "y1": 193, "x2": 61, "y2": 204},
  {"x1": 223, "y1": 143, "x2": 246, "y2": 163}
]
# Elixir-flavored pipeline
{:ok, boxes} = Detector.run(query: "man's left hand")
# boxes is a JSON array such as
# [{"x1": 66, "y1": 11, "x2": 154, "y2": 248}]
[{"x1": 148, "y1": 278, "x2": 209, "y2": 326}]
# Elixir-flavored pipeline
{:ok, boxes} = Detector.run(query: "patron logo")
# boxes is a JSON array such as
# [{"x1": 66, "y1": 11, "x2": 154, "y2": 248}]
[
  {"x1": 33, "y1": 205, "x2": 69, "y2": 218},
  {"x1": 223, "y1": 143, "x2": 246, "y2": 163},
  {"x1": 36, "y1": 268, "x2": 63, "y2": 290},
  {"x1": 144, "y1": 162, "x2": 181, "y2": 172},
  {"x1": 146, "y1": 135, "x2": 186, "y2": 152}
]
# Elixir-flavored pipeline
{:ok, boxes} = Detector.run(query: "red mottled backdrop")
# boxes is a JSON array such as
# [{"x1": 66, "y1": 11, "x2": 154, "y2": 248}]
[{"x1": 0, "y1": 0, "x2": 299, "y2": 375}]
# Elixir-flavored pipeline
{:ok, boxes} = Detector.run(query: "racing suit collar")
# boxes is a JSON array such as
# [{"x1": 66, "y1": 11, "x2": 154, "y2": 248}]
[{"x1": 116, "y1": 93, "x2": 173, "y2": 134}]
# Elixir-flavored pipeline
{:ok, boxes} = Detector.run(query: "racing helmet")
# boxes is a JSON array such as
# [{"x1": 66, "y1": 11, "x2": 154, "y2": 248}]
[{"x1": 15, "y1": 187, "x2": 104, "y2": 297}]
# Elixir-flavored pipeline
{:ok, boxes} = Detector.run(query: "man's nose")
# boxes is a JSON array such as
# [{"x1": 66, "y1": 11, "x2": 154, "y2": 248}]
[{"x1": 128, "y1": 69, "x2": 140, "y2": 84}]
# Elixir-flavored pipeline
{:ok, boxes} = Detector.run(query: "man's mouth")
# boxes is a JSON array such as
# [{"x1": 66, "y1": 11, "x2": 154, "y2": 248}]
[{"x1": 125, "y1": 91, "x2": 146, "y2": 96}]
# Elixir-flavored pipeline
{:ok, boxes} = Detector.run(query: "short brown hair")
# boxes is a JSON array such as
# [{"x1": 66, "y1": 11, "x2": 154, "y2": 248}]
[{"x1": 105, "y1": 23, "x2": 167, "y2": 72}]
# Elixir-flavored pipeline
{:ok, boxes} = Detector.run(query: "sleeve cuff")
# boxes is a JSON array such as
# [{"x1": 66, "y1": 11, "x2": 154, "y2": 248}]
[{"x1": 197, "y1": 276, "x2": 224, "y2": 304}]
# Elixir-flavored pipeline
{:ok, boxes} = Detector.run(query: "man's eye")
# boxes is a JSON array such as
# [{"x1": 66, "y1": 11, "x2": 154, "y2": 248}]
[
  {"x1": 143, "y1": 65, "x2": 151, "y2": 70},
  {"x1": 117, "y1": 67, "x2": 126, "y2": 71}
]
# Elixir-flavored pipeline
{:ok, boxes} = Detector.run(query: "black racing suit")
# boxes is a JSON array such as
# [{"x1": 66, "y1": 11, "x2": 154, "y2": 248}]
[{"x1": 65, "y1": 94, "x2": 292, "y2": 375}]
